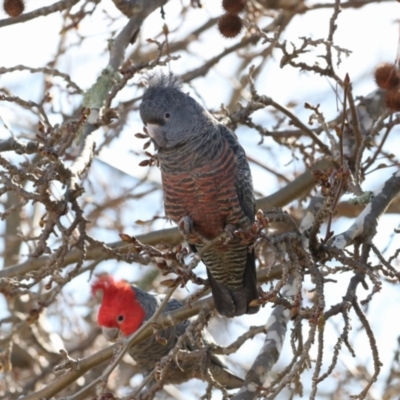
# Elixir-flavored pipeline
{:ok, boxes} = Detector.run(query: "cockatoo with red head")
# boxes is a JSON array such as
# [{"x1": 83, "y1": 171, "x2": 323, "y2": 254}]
[{"x1": 92, "y1": 274, "x2": 243, "y2": 388}]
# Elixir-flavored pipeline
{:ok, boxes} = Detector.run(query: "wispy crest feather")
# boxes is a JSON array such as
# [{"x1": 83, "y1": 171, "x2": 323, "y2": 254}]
[
  {"x1": 144, "y1": 72, "x2": 182, "y2": 91},
  {"x1": 91, "y1": 274, "x2": 130, "y2": 297}
]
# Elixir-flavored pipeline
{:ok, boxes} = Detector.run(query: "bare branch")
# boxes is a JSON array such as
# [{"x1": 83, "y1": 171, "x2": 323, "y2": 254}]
[{"x1": 0, "y1": 0, "x2": 80, "y2": 28}]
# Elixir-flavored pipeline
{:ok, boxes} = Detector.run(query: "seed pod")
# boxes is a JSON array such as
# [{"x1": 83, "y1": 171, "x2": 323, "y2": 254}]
[
  {"x1": 218, "y1": 13, "x2": 243, "y2": 38},
  {"x1": 3, "y1": 0, "x2": 24, "y2": 17},
  {"x1": 222, "y1": 0, "x2": 245, "y2": 14},
  {"x1": 374, "y1": 63, "x2": 400, "y2": 90},
  {"x1": 385, "y1": 88, "x2": 400, "y2": 111}
]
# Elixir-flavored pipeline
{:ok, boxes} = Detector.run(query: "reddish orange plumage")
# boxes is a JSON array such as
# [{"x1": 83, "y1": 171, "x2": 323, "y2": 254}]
[
  {"x1": 91, "y1": 275, "x2": 145, "y2": 336},
  {"x1": 162, "y1": 140, "x2": 244, "y2": 239}
]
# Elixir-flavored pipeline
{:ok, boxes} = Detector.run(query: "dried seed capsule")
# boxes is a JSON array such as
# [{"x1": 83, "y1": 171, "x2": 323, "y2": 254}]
[
  {"x1": 3, "y1": 0, "x2": 24, "y2": 17},
  {"x1": 222, "y1": 0, "x2": 245, "y2": 14},
  {"x1": 218, "y1": 13, "x2": 243, "y2": 38},
  {"x1": 374, "y1": 63, "x2": 399, "y2": 90},
  {"x1": 385, "y1": 88, "x2": 400, "y2": 111}
]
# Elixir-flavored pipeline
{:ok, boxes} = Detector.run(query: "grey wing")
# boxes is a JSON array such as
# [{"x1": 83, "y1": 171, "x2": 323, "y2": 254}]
[
  {"x1": 164, "y1": 297, "x2": 184, "y2": 311},
  {"x1": 219, "y1": 124, "x2": 256, "y2": 224},
  {"x1": 218, "y1": 124, "x2": 260, "y2": 316},
  {"x1": 164, "y1": 298, "x2": 190, "y2": 337}
]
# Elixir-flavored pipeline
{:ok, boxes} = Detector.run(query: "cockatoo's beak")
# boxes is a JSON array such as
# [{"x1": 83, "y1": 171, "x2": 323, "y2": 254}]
[
  {"x1": 102, "y1": 326, "x2": 120, "y2": 342},
  {"x1": 146, "y1": 123, "x2": 167, "y2": 147}
]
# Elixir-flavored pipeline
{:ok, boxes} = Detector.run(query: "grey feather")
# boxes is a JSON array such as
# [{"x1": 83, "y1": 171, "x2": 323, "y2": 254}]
[
  {"x1": 129, "y1": 286, "x2": 243, "y2": 388},
  {"x1": 139, "y1": 75, "x2": 260, "y2": 317}
]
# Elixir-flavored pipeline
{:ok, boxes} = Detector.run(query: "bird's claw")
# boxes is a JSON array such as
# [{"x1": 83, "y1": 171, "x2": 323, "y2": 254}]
[
  {"x1": 224, "y1": 224, "x2": 236, "y2": 240},
  {"x1": 178, "y1": 216, "x2": 194, "y2": 238}
]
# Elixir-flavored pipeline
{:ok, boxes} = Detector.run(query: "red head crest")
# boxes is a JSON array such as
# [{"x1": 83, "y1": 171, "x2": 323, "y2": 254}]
[{"x1": 91, "y1": 274, "x2": 145, "y2": 336}]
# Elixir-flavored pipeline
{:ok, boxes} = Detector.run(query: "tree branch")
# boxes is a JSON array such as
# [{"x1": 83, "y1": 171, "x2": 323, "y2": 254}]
[
  {"x1": 329, "y1": 170, "x2": 400, "y2": 249},
  {"x1": 21, "y1": 265, "x2": 283, "y2": 400},
  {"x1": 0, "y1": 0, "x2": 79, "y2": 28}
]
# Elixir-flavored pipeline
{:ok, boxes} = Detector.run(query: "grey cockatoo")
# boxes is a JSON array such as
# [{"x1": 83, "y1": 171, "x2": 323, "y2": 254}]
[
  {"x1": 92, "y1": 274, "x2": 244, "y2": 388},
  {"x1": 139, "y1": 74, "x2": 259, "y2": 317}
]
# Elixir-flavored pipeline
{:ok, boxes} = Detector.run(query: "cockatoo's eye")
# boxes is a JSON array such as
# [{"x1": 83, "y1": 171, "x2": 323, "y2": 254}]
[
  {"x1": 164, "y1": 112, "x2": 171, "y2": 119},
  {"x1": 117, "y1": 315, "x2": 124, "y2": 323}
]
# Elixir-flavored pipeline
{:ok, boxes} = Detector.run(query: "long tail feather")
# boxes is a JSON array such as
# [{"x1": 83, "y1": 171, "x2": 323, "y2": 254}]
[{"x1": 207, "y1": 251, "x2": 259, "y2": 317}]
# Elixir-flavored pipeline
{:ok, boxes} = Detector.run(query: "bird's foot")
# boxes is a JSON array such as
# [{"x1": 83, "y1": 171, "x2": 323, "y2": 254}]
[
  {"x1": 223, "y1": 224, "x2": 237, "y2": 244},
  {"x1": 178, "y1": 216, "x2": 194, "y2": 237},
  {"x1": 224, "y1": 224, "x2": 236, "y2": 238}
]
